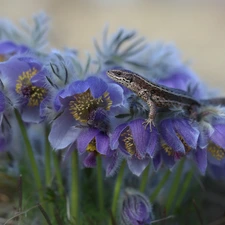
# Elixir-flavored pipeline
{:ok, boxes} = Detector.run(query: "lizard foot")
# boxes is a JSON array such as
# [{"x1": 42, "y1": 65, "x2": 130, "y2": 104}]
[{"x1": 142, "y1": 118, "x2": 155, "y2": 131}]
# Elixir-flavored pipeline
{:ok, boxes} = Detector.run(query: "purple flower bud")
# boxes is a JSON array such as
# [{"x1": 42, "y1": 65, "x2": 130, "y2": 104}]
[{"x1": 120, "y1": 188, "x2": 152, "y2": 225}]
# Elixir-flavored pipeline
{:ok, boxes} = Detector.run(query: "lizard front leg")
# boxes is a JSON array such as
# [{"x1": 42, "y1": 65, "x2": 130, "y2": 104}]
[
  {"x1": 137, "y1": 89, "x2": 157, "y2": 131},
  {"x1": 143, "y1": 99, "x2": 157, "y2": 131}
]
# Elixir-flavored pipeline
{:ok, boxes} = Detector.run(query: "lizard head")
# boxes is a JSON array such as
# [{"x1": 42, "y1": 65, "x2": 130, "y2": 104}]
[{"x1": 107, "y1": 69, "x2": 135, "y2": 88}]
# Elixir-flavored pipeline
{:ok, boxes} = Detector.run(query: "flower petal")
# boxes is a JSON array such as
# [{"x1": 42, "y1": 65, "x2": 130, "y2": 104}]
[
  {"x1": 110, "y1": 123, "x2": 127, "y2": 149},
  {"x1": 160, "y1": 119, "x2": 185, "y2": 153},
  {"x1": 194, "y1": 148, "x2": 207, "y2": 174},
  {"x1": 152, "y1": 152, "x2": 162, "y2": 171},
  {"x1": 60, "y1": 80, "x2": 89, "y2": 98},
  {"x1": 146, "y1": 126, "x2": 159, "y2": 157},
  {"x1": 161, "y1": 148, "x2": 175, "y2": 168},
  {"x1": 127, "y1": 157, "x2": 150, "y2": 176},
  {"x1": 104, "y1": 150, "x2": 122, "y2": 177},
  {"x1": 83, "y1": 152, "x2": 97, "y2": 167},
  {"x1": 87, "y1": 76, "x2": 108, "y2": 98},
  {"x1": 174, "y1": 119, "x2": 199, "y2": 149},
  {"x1": 77, "y1": 128, "x2": 99, "y2": 154},
  {"x1": 21, "y1": 106, "x2": 43, "y2": 123},
  {"x1": 0, "y1": 91, "x2": 5, "y2": 112},
  {"x1": 210, "y1": 124, "x2": 225, "y2": 148},
  {"x1": 107, "y1": 83, "x2": 124, "y2": 106},
  {"x1": 129, "y1": 119, "x2": 149, "y2": 158},
  {"x1": 0, "y1": 41, "x2": 18, "y2": 54},
  {"x1": 96, "y1": 132, "x2": 109, "y2": 155},
  {"x1": 48, "y1": 110, "x2": 80, "y2": 149}
]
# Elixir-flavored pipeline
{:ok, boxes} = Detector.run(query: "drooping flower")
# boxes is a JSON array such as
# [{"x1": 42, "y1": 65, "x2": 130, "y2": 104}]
[
  {"x1": 0, "y1": 54, "x2": 49, "y2": 123},
  {"x1": 120, "y1": 188, "x2": 153, "y2": 225},
  {"x1": 193, "y1": 105, "x2": 225, "y2": 174},
  {"x1": 157, "y1": 117, "x2": 200, "y2": 169},
  {"x1": 110, "y1": 119, "x2": 159, "y2": 176}
]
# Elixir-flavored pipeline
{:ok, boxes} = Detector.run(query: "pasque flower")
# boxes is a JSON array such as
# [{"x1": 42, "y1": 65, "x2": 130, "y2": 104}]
[
  {"x1": 0, "y1": 41, "x2": 28, "y2": 62},
  {"x1": 158, "y1": 67, "x2": 208, "y2": 100},
  {"x1": 194, "y1": 105, "x2": 225, "y2": 174},
  {"x1": 120, "y1": 188, "x2": 152, "y2": 225},
  {"x1": 110, "y1": 119, "x2": 159, "y2": 176},
  {"x1": 0, "y1": 54, "x2": 49, "y2": 123},
  {"x1": 49, "y1": 75, "x2": 124, "y2": 166},
  {"x1": 155, "y1": 117, "x2": 200, "y2": 169}
]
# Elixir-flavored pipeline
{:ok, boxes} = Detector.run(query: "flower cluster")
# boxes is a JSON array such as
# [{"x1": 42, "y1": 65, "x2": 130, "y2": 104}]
[{"x1": 1, "y1": 13, "x2": 225, "y2": 181}]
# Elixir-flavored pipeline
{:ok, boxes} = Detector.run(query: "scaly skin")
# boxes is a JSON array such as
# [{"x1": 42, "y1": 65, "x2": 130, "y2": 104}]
[{"x1": 107, "y1": 69, "x2": 201, "y2": 130}]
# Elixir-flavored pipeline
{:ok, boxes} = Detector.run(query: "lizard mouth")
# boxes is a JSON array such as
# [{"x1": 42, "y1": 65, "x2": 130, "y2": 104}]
[{"x1": 107, "y1": 70, "x2": 124, "y2": 83}]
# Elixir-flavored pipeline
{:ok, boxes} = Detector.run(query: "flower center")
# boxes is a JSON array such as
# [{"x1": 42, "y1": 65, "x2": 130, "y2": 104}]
[
  {"x1": 208, "y1": 143, "x2": 225, "y2": 160},
  {"x1": 69, "y1": 89, "x2": 112, "y2": 123},
  {"x1": 16, "y1": 68, "x2": 47, "y2": 106},
  {"x1": 0, "y1": 55, "x2": 5, "y2": 62}
]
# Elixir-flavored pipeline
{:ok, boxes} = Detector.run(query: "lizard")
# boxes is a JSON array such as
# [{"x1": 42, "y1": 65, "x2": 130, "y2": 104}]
[{"x1": 107, "y1": 69, "x2": 201, "y2": 130}]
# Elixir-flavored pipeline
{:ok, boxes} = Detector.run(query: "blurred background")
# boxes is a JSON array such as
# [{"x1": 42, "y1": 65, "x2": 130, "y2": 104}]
[{"x1": 0, "y1": 0, "x2": 225, "y2": 92}]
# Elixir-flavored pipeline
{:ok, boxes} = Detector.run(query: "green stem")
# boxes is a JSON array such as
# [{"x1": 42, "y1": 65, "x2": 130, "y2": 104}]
[
  {"x1": 71, "y1": 150, "x2": 79, "y2": 223},
  {"x1": 175, "y1": 169, "x2": 193, "y2": 208},
  {"x1": 150, "y1": 169, "x2": 171, "y2": 203},
  {"x1": 139, "y1": 164, "x2": 150, "y2": 193},
  {"x1": 97, "y1": 156, "x2": 104, "y2": 215},
  {"x1": 14, "y1": 109, "x2": 43, "y2": 201},
  {"x1": 52, "y1": 152, "x2": 64, "y2": 196},
  {"x1": 45, "y1": 126, "x2": 51, "y2": 187},
  {"x1": 166, "y1": 159, "x2": 185, "y2": 212},
  {"x1": 111, "y1": 160, "x2": 126, "y2": 217}
]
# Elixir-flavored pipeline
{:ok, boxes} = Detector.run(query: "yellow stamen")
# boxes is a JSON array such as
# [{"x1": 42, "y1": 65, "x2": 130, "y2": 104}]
[
  {"x1": 0, "y1": 55, "x2": 5, "y2": 62},
  {"x1": 162, "y1": 142, "x2": 174, "y2": 156},
  {"x1": 69, "y1": 89, "x2": 112, "y2": 123},
  {"x1": 162, "y1": 133, "x2": 191, "y2": 157},
  {"x1": 121, "y1": 127, "x2": 136, "y2": 155},
  {"x1": 15, "y1": 68, "x2": 47, "y2": 106},
  {"x1": 86, "y1": 138, "x2": 97, "y2": 152},
  {"x1": 208, "y1": 143, "x2": 225, "y2": 160}
]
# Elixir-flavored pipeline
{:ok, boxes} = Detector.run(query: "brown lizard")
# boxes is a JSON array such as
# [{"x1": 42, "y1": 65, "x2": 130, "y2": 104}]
[{"x1": 107, "y1": 69, "x2": 201, "y2": 129}]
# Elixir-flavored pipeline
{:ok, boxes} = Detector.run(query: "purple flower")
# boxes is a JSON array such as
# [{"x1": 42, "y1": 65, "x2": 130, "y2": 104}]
[
  {"x1": 110, "y1": 119, "x2": 159, "y2": 176},
  {"x1": 193, "y1": 106, "x2": 225, "y2": 174},
  {"x1": 0, "y1": 54, "x2": 49, "y2": 123},
  {"x1": 198, "y1": 123, "x2": 225, "y2": 173},
  {"x1": 158, "y1": 68, "x2": 207, "y2": 99},
  {"x1": 49, "y1": 76, "x2": 124, "y2": 166},
  {"x1": 120, "y1": 188, "x2": 152, "y2": 225},
  {"x1": 0, "y1": 41, "x2": 28, "y2": 62},
  {"x1": 158, "y1": 117, "x2": 199, "y2": 169}
]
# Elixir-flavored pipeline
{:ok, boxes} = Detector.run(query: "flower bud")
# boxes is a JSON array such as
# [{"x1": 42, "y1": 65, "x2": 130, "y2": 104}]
[{"x1": 120, "y1": 188, "x2": 152, "y2": 225}]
